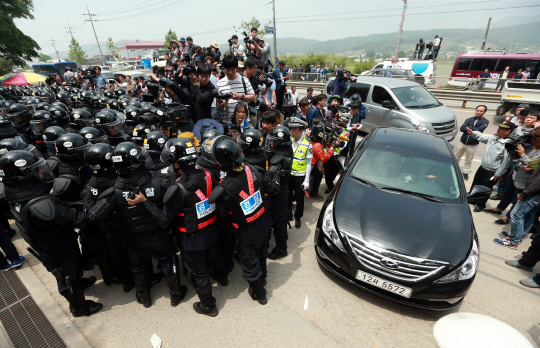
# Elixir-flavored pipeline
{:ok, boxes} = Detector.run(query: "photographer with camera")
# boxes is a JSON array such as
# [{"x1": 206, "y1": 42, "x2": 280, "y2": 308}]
[
  {"x1": 216, "y1": 55, "x2": 256, "y2": 128},
  {"x1": 188, "y1": 63, "x2": 215, "y2": 121},
  {"x1": 148, "y1": 73, "x2": 191, "y2": 107},
  {"x1": 228, "y1": 35, "x2": 244, "y2": 57},
  {"x1": 169, "y1": 40, "x2": 181, "y2": 62},
  {"x1": 114, "y1": 74, "x2": 128, "y2": 91},
  {"x1": 331, "y1": 69, "x2": 355, "y2": 99}
]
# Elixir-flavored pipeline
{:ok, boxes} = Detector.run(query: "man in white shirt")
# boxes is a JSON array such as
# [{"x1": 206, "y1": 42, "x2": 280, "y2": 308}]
[
  {"x1": 287, "y1": 118, "x2": 312, "y2": 228},
  {"x1": 216, "y1": 55, "x2": 256, "y2": 126},
  {"x1": 432, "y1": 35, "x2": 442, "y2": 59},
  {"x1": 290, "y1": 86, "x2": 299, "y2": 117}
]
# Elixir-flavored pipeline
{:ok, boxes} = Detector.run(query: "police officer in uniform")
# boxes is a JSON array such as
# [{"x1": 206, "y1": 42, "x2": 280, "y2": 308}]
[
  {"x1": 81, "y1": 143, "x2": 134, "y2": 292},
  {"x1": 111, "y1": 142, "x2": 187, "y2": 308},
  {"x1": 42, "y1": 126, "x2": 66, "y2": 176},
  {"x1": 287, "y1": 118, "x2": 312, "y2": 228},
  {"x1": 0, "y1": 150, "x2": 102, "y2": 316},
  {"x1": 264, "y1": 125, "x2": 293, "y2": 260},
  {"x1": 160, "y1": 138, "x2": 223, "y2": 316},
  {"x1": 94, "y1": 112, "x2": 129, "y2": 146},
  {"x1": 144, "y1": 131, "x2": 174, "y2": 184},
  {"x1": 206, "y1": 136, "x2": 272, "y2": 305}
]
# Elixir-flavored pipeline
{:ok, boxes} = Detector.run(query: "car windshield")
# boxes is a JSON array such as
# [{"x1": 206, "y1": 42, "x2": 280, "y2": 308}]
[
  {"x1": 351, "y1": 144, "x2": 461, "y2": 203},
  {"x1": 33, "y1": 65, "x2": 55, "y2": 75},
  {"x1": 392, "y1": 86, "x2": 441, "y2": 108}
]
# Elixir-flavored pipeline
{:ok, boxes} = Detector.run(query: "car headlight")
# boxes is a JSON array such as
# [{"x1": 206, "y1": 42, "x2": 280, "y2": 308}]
[
  {"x1": 411, "y1": 118, "x2": 430, "y2": 133},
  {"x1": 434, "y1": 239, "x2": 478, "y2": 284},
  {"x1": 322, "y1": 202, "x2": 345, "y2": 252}
]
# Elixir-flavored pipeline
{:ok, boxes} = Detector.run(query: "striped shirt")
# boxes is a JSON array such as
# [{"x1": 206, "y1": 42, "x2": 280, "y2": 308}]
[{"x1": 217, "y1": 74, "x2": 254, "y2": 123}]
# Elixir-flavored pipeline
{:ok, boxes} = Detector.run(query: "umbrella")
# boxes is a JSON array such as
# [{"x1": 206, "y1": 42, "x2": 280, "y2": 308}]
[
  {"x1": 192, "y1": 119, "x2": 224, "y2": 141},
  {"x1": 1, "y1": 72, "x2": 47, "y2": 85}
]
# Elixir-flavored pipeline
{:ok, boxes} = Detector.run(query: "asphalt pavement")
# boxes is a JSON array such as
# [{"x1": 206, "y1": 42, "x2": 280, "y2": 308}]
[{"x1": 2, "y1": 99, "x2": 540, "y2": 348}]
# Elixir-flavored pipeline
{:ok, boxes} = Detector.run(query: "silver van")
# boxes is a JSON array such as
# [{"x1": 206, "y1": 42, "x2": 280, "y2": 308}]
[{"x1": 326, "y1": 77, "x2": 458, "y2": 140}]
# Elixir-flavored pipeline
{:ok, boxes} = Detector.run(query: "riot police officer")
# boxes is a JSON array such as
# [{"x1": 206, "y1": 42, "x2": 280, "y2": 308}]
[
  {"x1": 0, "y1": 150, "x2": 102, "y2": 316},
  {"x1": 6, "y1": 103, "x2": 32, "y2": 139},
  {"x1": 160, "y1": 138, "x2": 223, "y2": 316},
  {"x1": 81, "y1": 143, "x2": 134, "y2": 292},
  {"x1": 206, "y1": 136, "x2": 272, "y2": 305},
  {"x1": 69, "y1": 109, "x2": 95, "y2": 133},
  {"x1": 30, "y1": 110, "x2": 57, "y2": 156},
  {"x1": 94, "y1": 112, "x2": 129, "y2": 146},
  {"x1": 144, "y1": 131, "x2": 174, "y2": 183},
  {"x1": 78, "y1": 127, "x2": 109, "y2": 145},
  {"x1": 264, "y1": 125, "x2": 293, "y2": 260},
  {"x1": 111, "y1": 142, "x2": 187, "y2": 308}
]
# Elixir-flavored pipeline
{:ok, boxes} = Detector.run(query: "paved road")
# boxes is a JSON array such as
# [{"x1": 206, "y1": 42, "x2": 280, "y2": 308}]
[{"x1": 6, "y1": 99, "x2": 540, "y2": 348}]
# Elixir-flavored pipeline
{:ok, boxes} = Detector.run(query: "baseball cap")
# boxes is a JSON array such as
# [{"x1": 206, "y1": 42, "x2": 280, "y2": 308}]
[
  {"x1": 499, "y1": 121, "x2": 516, "y2": 132},
  {"x1": 194, "y1": 57, "x2": 202, "y2": 62}
]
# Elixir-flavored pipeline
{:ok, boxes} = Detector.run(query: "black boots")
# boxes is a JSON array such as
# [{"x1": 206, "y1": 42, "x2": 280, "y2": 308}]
[
  {"x1": 249, "y1": 276, "x2": 267, "y2": 305},
  {"x1": 67, "y1": 285, "x2": 103, "y2": 317},
  {"x1": 170, "y1": 284, "x2": 188, "y2": 307},
  {"x1": 79, "y1": 276, "x2": 97, "y2": 291},
  {"x1": 295, "y1": 217, "x2": 301, "y2": 229},
  {"x1": 268, "y1": 247, "x2": 288, "y2": 260},
  {"x1": 136, "y1": 291, "x2": 152, "y2": 308},
  {"x1": 193, "y1": 287, "x2": 218, "y2": 317}
]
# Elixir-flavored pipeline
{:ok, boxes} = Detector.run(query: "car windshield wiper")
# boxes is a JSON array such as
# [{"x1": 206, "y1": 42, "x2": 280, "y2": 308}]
[
  {"x1": 379, "y1": 186, "x2": 443, "y2": 203},
  {"x1": 355, "y1": 177, "x2": 380, "y2": 189},
  {"x1": 418, "y1": 103, "x2": 440, "y2": 108}
]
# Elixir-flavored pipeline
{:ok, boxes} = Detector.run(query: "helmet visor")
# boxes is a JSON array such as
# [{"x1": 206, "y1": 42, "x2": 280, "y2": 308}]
[
  {"x1": 101, "y1": 119, "x2": 124, "y2": 138},
  {"x1": 27, "y1": 157, "x2": 55, "y2": 183},
  {"x1": 42, "y1": 97, "x2": 51, "y2": 104},
  {"x1": 7, "y1": 113, "x2": 26, "y2": 127},
  {"x1": 30, "y1": 120, "x2": 49, "y2": 136},
  {"x1": 137, "y1": 147, "x2": 154, "y2": 169},
  {"x1": 24, "y1": 144, "x2": 43, "y2": 159},
  {"x1": 263, "y1": 134, "x2": 280, "y2": 152},
  {"x1": 75, "y1": 118, "x2": 95, "y2": 128}
]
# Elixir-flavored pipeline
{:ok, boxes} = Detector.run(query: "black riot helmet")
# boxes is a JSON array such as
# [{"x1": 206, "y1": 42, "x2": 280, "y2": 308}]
[
  {"x1": 56, "y1": 91, "x2": 71, "y2": 106},
  {"x1": 42, "y1": 126, "x2": 66, "y2": 153},
  {"x1": 70, "y1": 109, "x2": 95, "y2": 130},
  {"x1": 264, "y1": 125, "x2": 292, "y2": 152},
  {"x1": 107, "y1": 98, "x2": 119, "y2": 110},
  {"x1": 237, "y1": 129, "x2": 264, "y2": 153},
  {"x1": 118, "y1": 96, "x2": 130, "y2": 109},
  {"x1": 115, "y1": 88, "x2": 127, "y2": 98},
  {"x1": 200, "y1": 128, "x2": 223, "y2": 143},
  {"x1": 104, "y1": 90, "x2": 115, "y2": 99},
  {"x1": 7, "y1": 103, "x2": 30, "y2": 130},
  {"x1": 55, "y1": 133, "x2": 91, "y2": 162},
  {"x1": 111, "y1": 142, "x2": 153, "y2": 176},
  {"x1": 132, "y1": 123, "x2": 155, "y2": 145},
  {"x1": 128, "y1": 99, "x2": 142, "y2": 108},
  {"x1": 94, "y1": 112, "x2": 124, "y2": 138},
  {"x1": 0, "y1": 138, "x2": 42, "y2": 159},
  {"x1": 0, "y1": 118, "x2": 19, "y2": 140},
  {"x1": 30, "y1": 110, "x2": 54, "y2": 136},
  {"x1": 70, "y1": 93, "x2": 80, "y2": 103},
  {"x1": 0, "y1": 150, "x2": 55, "y2": 184},
  {"x1": 25, "y1": 97, "x2": 42, "y2": 113},
  {"x1": 84, "y1": 143, "x2": 115, "y2": 176},
  {"x1": 160, "y1": 137, "x2": 198, "y2": 164},
  {"x1": 78, "y1": 127, "x2": 109, "y2": 144},
  {"x1": 0, "y1": 100, "x2": 14, "y2": 117},
  {"x1": 144, "y1": 131, "x2": 169, "y2": 156},
  {"x1": 80, "y1": 90, "x2": 95, "y2": 102},
  {"x1": 124, "y1": 106, "x2": 141, "y2": 126},
  {"x1": 36, "y1": 102, "x2": 51, "y2": 112},
  {"x1": 48, "y1": 106, "x2": 68, "y2": 125},
  {"x1": 200, "y1": 135, "x2": 244, "y2": 171},
  {"x1": 50, "y1": 101, "x2": 68, "y2": 113},
  {"x1": 310, "y1": 123, "x2": 326, "y2": 143},
  {"x1": 98, "y1": 95, "x2": 110, "y2": 108}
]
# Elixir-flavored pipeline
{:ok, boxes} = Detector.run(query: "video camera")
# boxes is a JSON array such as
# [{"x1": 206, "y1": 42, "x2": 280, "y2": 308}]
[
  {"x1": 139, "y1": 103, "x2": 192, "y2": 138},
  {"x1": 242, "y1": 31, "x2": 255, "y2": 46},
  {"x1": 227, "y1": 123, "x2": 241, "y2": 137},
  {"x1": 322, "y1": 116, "x2": 349, "y2": 146},
  {"x1": 83, "y1": 66, "x2": 97, "y2": 79},
  {"x1": 141, "y1": 80, "x2": 161, "y2": 103},
  {"x1": 335, "y1": 68, "x2": 353, "y2": 81},
  {"x1": 505, "y1": 134, "x2": 532, "y2": 160},
  {"x1": 255, "y1": 69, "x2": 274, "y2": 88},
  {"x1": 212, "y1": 89, "x2": 232, "y2": 103}
]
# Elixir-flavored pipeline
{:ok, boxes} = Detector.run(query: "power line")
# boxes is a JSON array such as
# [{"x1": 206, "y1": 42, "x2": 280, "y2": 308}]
[
  {"x1": 83, "y1": 6, "x2": 105, "y2": 65},
  {"x1": 65, "y1": 23, "x2": 75, "y2": 40},
  {"x1": 49, "y1": 37, "x2": 60, "y2": 60}
]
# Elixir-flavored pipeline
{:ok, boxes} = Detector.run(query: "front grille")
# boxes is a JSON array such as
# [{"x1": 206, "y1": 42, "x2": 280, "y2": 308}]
[
  {"x1": 431, "y1": 120, "x2": 456, "y2": 135},
  {"x1": 342, "y1": 231, "x2": 448, "y2": 283}
]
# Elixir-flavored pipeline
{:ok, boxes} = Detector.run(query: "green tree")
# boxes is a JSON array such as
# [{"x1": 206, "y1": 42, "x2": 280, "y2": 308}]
[
  {"x1": 67, "y1": 38, "x2": 87, "y2": 66},
  {"x1": 38, "y1": 53, "x2": 52, "y2": 62},
  {"x1": 164, "y1": 29, "x2": 178, "y2": 48},
  {"x1": 106, "y1": 37, "x2": 117, "y2": 57},
  {"x1": 365, "y1": 50, "x2": 375, "y2": 58},
  {"x1": 0, "y1": 0, "x2": 40, "y2": 67},
  {"x1": 233, "y1": 17, "x2": 271, "y2": 39},
  {"x1": 398, "y1": 50, "x2": 407, "y2": 58},
  {"x1": 382, "y1": 52, "x2": 392, "y2": 59},
  {"x1": 0, "y1": 59, "x2": 13, "y2": 76}
]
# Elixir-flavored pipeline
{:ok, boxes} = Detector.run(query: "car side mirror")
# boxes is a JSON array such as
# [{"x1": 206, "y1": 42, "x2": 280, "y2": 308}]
[
  {"x1": 382, "y1": 100, "x2": 395, "y2": 109},
  {"x1": 467, "y1": 185, "x2": 491, "y2": 205}
]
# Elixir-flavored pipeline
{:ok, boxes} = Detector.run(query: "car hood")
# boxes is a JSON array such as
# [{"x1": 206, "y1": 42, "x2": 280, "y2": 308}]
[
  {"x1": 405, "y1": 105, "x2": 456, "y2": 124},
  {"x1": 334, "y1": 177, "x2": 472, "y2": 266}
]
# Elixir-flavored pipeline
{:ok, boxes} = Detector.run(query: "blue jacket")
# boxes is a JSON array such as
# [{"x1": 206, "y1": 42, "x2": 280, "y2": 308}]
[
  {"x1": 331, "y1": 79, "x2": 348, "y2": 98},
  {"x1": 307, "y1": 107, "x2": 323, "y2": 128},
  {"x1": 272, "y1": 68, "x2": 288, "y2": 88},
  {"x1": 460, "y1": 116, "x2": 489, "y2": 145}
]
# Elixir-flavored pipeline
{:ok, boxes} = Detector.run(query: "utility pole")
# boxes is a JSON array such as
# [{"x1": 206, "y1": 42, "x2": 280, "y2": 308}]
[
  {"x1": 65, "y1": 23, "x2": 75, "y2": 40},
  {"x1": 84, "y1": 6, "x2": 105, "y2": 65},
  {"x1": 49, "y1": 37, "x2": 60, "y2": 61},
  {"x1": 272, "y1": 0, "x2": 277, "y2": 62},
  {"x1": 481, "y1": 17, "x2": 492, "y2": 50},
  {"x1": 391, "y1": 0, "x2": 408, "y2": 63}
]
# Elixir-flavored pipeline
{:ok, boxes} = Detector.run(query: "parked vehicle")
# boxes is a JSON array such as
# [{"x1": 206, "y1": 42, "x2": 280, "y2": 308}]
[
  {"x1": 132, "y1": 65, "x2": 145, "y2": 71},
  {"x1": 448, "y1": 50, "x2": 540, "y2": 89},
  {"x1": 364, "y1": 69, "x2": 426, "y2": 85},
  {"x1": 362, "y1": 59, "x2": 436, "y2": 85},
  {"x1": 326, "y1": 77, "x2": 458, "y2": 141},
  {"x1": 315, "y1": 127, "x2": 487, "y2": 310},
  {"x1": 32, "y1": 61, "x2": 79, "y2": 76},
  {"x1": 495, "y1": 80, "x2": 540, "y2": 116}
]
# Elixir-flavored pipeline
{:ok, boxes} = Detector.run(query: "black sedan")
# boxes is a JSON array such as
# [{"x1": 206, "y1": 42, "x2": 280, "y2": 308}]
[{"x1": 315, "y1": 127, "x2": 486, "y2": 310}]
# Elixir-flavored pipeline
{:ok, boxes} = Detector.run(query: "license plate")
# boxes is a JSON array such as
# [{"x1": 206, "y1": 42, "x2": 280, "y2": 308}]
[{"x1": 355, "y1": 270, "x2": 412, "y2": 298}]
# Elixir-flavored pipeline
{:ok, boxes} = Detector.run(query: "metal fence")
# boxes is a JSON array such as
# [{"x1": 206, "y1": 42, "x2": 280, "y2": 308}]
[{"x1": 288, "y1": 72, "x2": 330, "y2": 83}]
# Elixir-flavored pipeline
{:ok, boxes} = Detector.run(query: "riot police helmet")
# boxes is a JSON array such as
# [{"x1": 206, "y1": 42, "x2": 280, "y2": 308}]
[
  {"x1": 30, "y1": 110, "x2": 54, "y2": 136},
  {"x1": 200, "y1": 135, "x2": 244, "y2": 171},
  {"x1": 78, "y1": 127, "x2": 109, "y2": 144},
  {"x1": 55, "y1": 133, "x2": 91, "y2": 162},
  {"x1": 70, "y1": 109, "x2": 95, "y2": 129},
  {"x1": 7, "y1": 103, "x2": 30, "y2": 129},
  {"x1": 0, "y1": 150, "x2": 55, "y2": 184},
  {"x1": 237, "y1": 129, "x2": 264, "y2": 152},
  {"x1": 94, "y1": 112, "x2": 124, "y2": 138},
  {"x1": 264, "y1": 125, "x2": 292, "y2": 152},
  {"x1": 111, "y1": 142, "x2": 153, "y2": 175},
  {"x1": 42, "y1": 126, "x2": 66, "y2": 153},
  {"x1": 200, "y1": 128, "x2": 223, "y2": 143},
  {"x1": 144, "y1": 131, "x2": 169, "y2": 156},
  {"x1": 84, "y1": 143, "x2": 115, "y2": 175}
]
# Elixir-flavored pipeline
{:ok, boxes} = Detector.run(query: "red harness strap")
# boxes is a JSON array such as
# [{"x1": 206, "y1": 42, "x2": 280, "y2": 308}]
[
  {"x1": 231, "y1": 166, "x2": 264, "y2": 229},
  {"x1": 177, "y1": 170, "x2": 215, "y2": 232},
  {"x1": 244, "y1": 165, "x2": 255, "y2": 195},
  {"x1": 178, "y1": 216, "x2": 216, "y2": 232}
]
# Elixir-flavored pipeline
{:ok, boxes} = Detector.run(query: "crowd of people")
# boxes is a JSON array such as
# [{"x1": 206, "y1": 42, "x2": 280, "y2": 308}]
[
  {"x1": 455, "y1": 103, "x2": 540, "y2": 288},
  {"x1": 0, "y1": 32, "x2": 367, "y2": 318}
]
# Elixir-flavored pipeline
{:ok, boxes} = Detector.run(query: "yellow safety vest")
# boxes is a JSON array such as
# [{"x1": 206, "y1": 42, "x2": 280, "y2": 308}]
[
  {"x1": 291, "y1": 137, "x2": 311, "y2": 176},
  {"x1": 333, "y1": 128, "x2": 348, "y2": 156}
]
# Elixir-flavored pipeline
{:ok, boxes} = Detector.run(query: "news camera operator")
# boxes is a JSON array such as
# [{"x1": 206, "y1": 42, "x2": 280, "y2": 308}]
[
  {"x1": 331, "y1": 69, "x2": 355, "y2": 98},
  {"x1": 228, "y1": 35, "x2": 244, "y2": 57},
  {"x1": 187, "y1": 63, "x2": 216, "y2": 121},
  {"x1": 168, "y1": 40, "x2": 181, "y2": 62},
  {"x1": 148, "y1": 73, "x2": 191, "y2": 107}
]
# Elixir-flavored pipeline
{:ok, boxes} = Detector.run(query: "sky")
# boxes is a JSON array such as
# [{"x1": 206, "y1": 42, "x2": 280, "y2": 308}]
[{"x1": 13, "y1": 0, "x2": 540, "y2": 57}]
